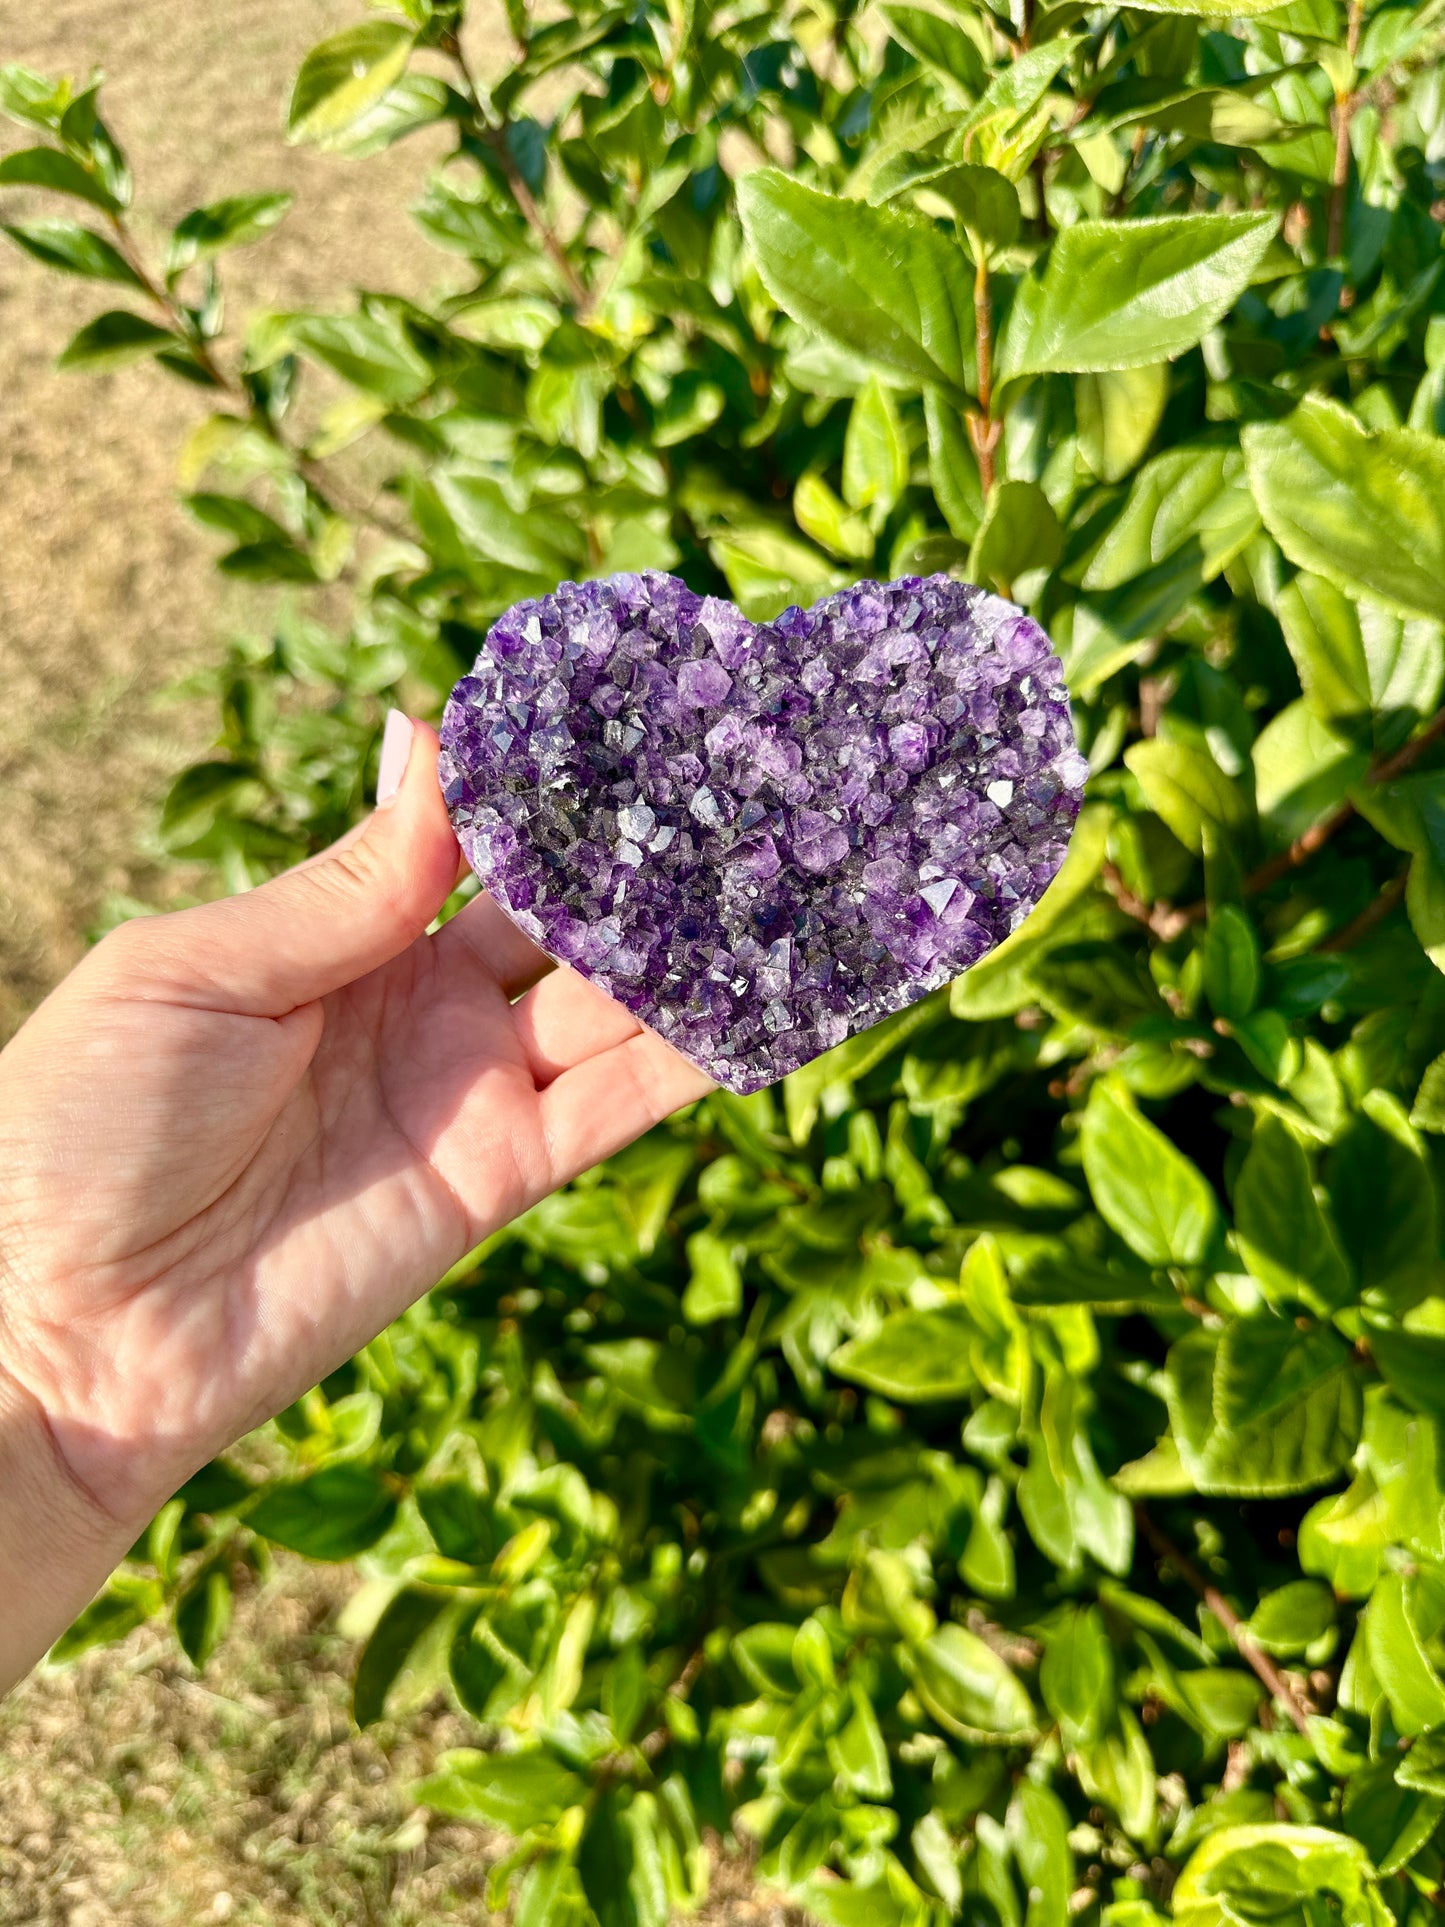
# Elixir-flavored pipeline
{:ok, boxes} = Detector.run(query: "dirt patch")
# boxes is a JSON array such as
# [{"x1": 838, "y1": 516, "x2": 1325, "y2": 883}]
[
  {"x1": 0, "y1": 1556, "x2": 806, "y2": 1927},
  {"x1": 0, "y1": 0, "x2": 451, "y2": 1037}
]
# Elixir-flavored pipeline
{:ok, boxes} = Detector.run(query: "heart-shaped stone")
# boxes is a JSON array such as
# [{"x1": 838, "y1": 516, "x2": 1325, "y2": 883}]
[{"x1": 439, "y1": 572, "x2": 1085, "y2": 1094}]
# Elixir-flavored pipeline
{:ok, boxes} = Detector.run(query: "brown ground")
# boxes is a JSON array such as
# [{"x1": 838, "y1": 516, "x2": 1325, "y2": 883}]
[{"x1": 0, "y1": 1558, "x2": 800, "y2": 1927}]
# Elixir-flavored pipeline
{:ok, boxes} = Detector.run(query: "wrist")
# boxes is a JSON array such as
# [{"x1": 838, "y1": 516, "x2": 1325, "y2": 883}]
[{"x1": 0, "y1": 1351, "x2": 142, "y2": 1694}]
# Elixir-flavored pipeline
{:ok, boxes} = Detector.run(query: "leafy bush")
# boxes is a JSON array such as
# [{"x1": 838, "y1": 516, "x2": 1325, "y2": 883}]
[{"x1": 9, "y1": 0, "x2": 1445, "y2": 1919}]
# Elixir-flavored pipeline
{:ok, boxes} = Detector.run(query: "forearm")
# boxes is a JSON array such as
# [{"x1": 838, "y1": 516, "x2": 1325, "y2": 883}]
[{"x1": 0, "y1": 1357, "x2": 141, "y2": 1695}]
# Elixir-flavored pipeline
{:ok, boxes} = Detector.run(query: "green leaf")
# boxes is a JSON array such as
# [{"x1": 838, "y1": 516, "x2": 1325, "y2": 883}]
[
  {"x1": 0, "y1": 144, "x2": 120, "y2": 210},
  {"x1": 416, "y1": 1746, "x2": 587, "y2": 1830},
  {"x1": 998, "y1": 213, "x2": 1278, "y2": 381},
  {"x1": 278, "y1": 310, "x2": 432, "y2": 403},
  {"x1": 969, "y1": 479, "x2": 1063, "y2": 594},
  {"x1": 288, "y1": 23, "x2": 417, "y2": 145},
  {"x1": 1124, "y1": 737, "x2": 1250, "y2": 854},
  {"x1": 1075, "y1": 364, "x2": 1170, "y2": 484},
  {"x1": 1202, "y1": 904, "x2": 1260, "y2": 1025},
  {"x1": 1166, "y1": 1323, "x2": 1362, "y2": 1496},
  {"x1": 1365, "y1": 1572, "x2": 1445, "y2": 1736},
  {"x1": 51, "y1": 1575, "x2": 164, "y2": 1663},
  {"x1": 793, "y1": 474, "x2": 875, "y2": 561},
  {"x1": 173, "y1": 1564, "x2": 233, "y2": 1669},
  {"x1": 709, "y1": 526, "x2": 842, "y2": 622},
  {"x1": 248, "y1": 1465, "x2": 398, "y2": 1561},
  {"x1": 1081, "y1": 446, "x2": 1261, "y2": 593},
  {"x1": 1366, "y1": 1323, "x2": 1445, "y2": 1422},
  {"x1": 2, "y1": 218, "x2": 144, "y2": 286},
  {"x1": 1126, "y1": 0, "x2": 1295, "y2": 12},
  {"x1": 1343, "y1": 1760, "x2": 1444, "y2": 1879},
  {"x1": 738, "y1": 170, "x2": 974, "y2": 396},
  {"x1": 353, "y1": 1588, "x2": 446, "y2": 1727},
  {"x1": 892, "y1": 162, "x2": 1020, "y2": 253},
  {"x1": 843, "y1": 376, "x2": 908, "y2": 515},
  {"x1": 1277, "y1": 571, "x2": 1444, "y2": 755},
  {"x1": 682, "y1": 1228, "x2": 743, "y2": 1323},
  {"x1": 1243, "y1": 396, "x2": 1445, "y2": 623},
  {"x1": 1009, "y1": 1780, "x2": 1074, "y2": 1927},
  {"x1": 830, "y1": 1306, "x2": 978, "y2": 1402},
  {"x1": 1041, "y1": 1605, "x2": 1116, "y2": 1745},
  {"x1": 320, "y1": 70, "x2": 451, "y2": 159},
  {"x1": 1329, "y1": 1090, "x2": 1439, "y2": 1308},
  {"x1": 1244, "y1": 1579, "x2": 1334, "y2": 1657},
  {"x1": 881, "y1": 6, "x2": 987, "y2": 95},
  {"x1": 167, "y1": 192, "x2": 293, "y2": 274},
  {"x1": 1234, "y1": 1117, "x2": 1353, "y2": 1315},
  {"x1": 905, "y1": 1622, "x2": 1037, "y2": 1741},
  {"x1": 1029, "y1": 941, "x2": 1165, "y2": 1035},
  {"x1": 55, "y1": 310, "x2": 176, "y2": 370},
  {"x1": 1174, "y1": 1825, "x2": 1383, "y2": 1927},
  {"x1": 1413, "y1": 1049, "x2": 1445, "y2": 1132},
  {"x1": 1019, "y1": 1368, "x2": 1134, "y2": 1576},
  {"x1": 0, "y1": 65, "x2": 74, "y2": 132},
  {"x1": 829, "y1": 1681, "x2": 893, "y2": 1800},
  {"x1": 1251, "y1": 700, "x2": 1366, "y2": 851},
  {"x1": 1081, "y1": 1077, "x2": 1221, "y2": 1267}
]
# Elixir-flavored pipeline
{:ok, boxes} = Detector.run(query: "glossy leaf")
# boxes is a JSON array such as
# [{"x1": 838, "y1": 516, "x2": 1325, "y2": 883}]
[
  {"x1": 56, "y1": 311, "x2": 176, "y2": 370},
  {"x1": 739, "y1": 170, "x2": 974, "y2": 395},
  {"x1": 167, "y1": 192, "x2": 293, "y2": 274},
  {"x1": 1244, "y1": 397, "x2": 1445, "y2": 623},
  {"x1": 999, "y1": 213, "x2": 1277, "y2": 380},
  {"x1": 1234, "y1": 1117, "x2": 1353, "y2": 1315},
  {"x1": 0, "y1": 144, "x2": 120, "y2": 210},
  {"x1": 2, "y1": 218, "x2": 144, "y2": 286},
  {"x1": 288, "y1": 23, "x2": 416, "y2": 145},
  {"x1": 1082, "y1": 1077, "x2": 1220, "y2": 1267}
]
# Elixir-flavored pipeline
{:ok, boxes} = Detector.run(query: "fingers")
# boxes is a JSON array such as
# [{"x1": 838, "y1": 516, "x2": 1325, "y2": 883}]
[
  {"x1": 537, "y1": 1028, "x2": 714, "y2": 1183},
  {"x1": 431, "y1": 889, "x2": 555, "y2": 999},
  {"x1": 96, "y1": 717, "x2": 459, "y2": 1017},
  {"x1": 509, "y1": 964, "x2": 644, "y2": 1085}
]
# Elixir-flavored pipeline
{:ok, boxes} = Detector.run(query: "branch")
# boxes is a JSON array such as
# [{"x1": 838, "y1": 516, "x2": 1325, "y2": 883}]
[
  {"x1": 1134, "y1": 1506, "x2": 1313, "y2": 1736},
  {"x1": 109, "y1": 213, "x2": 411, "y2": 543},
  {"x1": 1317, "y1": 869, "x2": 1409, "y2": 953},
  {"x1": 1327, "y1": 0, "x2": 1365, "y2": 262},
  {"x1": 442, "y1": 30, "x2": 589, "y2": 309},
  {"x1": 1114, "y1": 696, "x2": 1445, "y2": 940},
  {"x1": 966, "y1": 249, "x2": 1001, "y2": 498}
]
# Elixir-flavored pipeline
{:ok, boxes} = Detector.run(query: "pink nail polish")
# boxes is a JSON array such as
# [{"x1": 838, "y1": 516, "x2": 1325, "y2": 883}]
[{"x1": 376, "y1": 709, "x2": 415, "y2": 807}]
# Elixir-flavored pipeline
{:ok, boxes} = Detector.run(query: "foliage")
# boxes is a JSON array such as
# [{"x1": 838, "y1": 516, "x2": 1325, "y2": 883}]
[{"x1": 9, "y1": 0, "x2": 1445, "y2": 1920}]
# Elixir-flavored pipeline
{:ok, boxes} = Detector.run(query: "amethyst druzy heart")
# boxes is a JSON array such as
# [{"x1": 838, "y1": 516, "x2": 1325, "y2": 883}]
[{"x1": 438, "y1": 572, "x2": 1085, "y2": 1094}]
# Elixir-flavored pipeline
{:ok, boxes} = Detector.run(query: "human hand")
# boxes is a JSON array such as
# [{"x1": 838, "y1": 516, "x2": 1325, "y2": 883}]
[{"x1": 0, "y1": 713, "x2": 709, "y2": 1684}]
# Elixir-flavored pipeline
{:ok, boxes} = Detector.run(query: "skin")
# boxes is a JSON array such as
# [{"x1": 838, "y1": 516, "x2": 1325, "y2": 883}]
[{"x1": 0, "y1": 717, "x2": 710, "y2": 1691}]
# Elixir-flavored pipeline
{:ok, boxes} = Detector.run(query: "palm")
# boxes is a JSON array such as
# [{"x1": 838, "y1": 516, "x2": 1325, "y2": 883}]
[{"x1": 3, "y1": 882, "x2": 707, "y2": 1525}]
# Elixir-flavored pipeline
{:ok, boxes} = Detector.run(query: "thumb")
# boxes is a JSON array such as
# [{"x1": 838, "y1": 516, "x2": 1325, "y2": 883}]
[{"x1": 108, "y1": 714, "x2": 461, "y2": 1016}]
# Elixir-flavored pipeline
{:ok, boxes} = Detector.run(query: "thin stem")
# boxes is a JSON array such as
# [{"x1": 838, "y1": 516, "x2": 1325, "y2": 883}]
[
  {"x1": 109, "y1": 213, "x2": 410, "y2": 542},
  {"x1": 1318, "y1": 870, "x2": 1409, "y2": 953},
  {"x1": 107, "y1": 215, "x2": 230, "y2": 390},
  {"x1": 967, "y1": 246, "x2": 1000, "y2": 498},
  {"x1": 1135, "y1": 1506, "x2": 1313, "y2": 1736},
  {"x1": 1327, "y1": 0, "x2": 1365, "y2": 262},
  {"x1": 442, "y1": 30, "x2": 588, "y2": 308}
]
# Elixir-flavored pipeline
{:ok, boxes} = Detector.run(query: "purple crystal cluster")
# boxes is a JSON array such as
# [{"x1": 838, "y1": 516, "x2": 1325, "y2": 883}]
[{"x1": 439, "y1": 572, "x2": 1085, "y2": 1094}]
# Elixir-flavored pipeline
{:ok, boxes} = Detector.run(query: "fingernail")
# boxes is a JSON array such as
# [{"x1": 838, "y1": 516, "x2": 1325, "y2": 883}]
[{"x1": 376, "y1": 709, "x2": 414, "y2": 807}]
